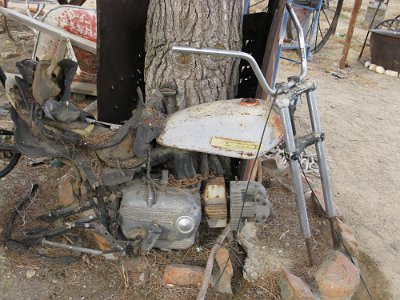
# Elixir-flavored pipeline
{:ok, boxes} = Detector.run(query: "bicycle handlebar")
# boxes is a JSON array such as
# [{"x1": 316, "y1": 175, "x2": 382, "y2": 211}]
[{"x1": 172, "y1": 2, "x2": 307, "y2": 97}]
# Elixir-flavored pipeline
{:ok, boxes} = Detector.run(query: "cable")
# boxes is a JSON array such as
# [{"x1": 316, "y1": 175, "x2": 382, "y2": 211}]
[
  {"x1": 298, "y1": 160, "x2": 373, "y2": 300},
  {"x1": 235, "y1": 94, "x2": 278, "y2": 233},
  {"x1": 214, "y1": 94, "x2": 278, "y2": 288}
]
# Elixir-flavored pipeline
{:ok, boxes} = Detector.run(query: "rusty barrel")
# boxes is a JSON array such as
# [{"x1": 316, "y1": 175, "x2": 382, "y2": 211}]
[{"x1": 370, "y1": 29, "x2": 400, "y2": 72}]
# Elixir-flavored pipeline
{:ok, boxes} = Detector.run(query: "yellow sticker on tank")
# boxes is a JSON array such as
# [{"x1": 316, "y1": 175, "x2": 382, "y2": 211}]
[{"x1": 211, "y1": 137, "x2": 258, "y2": 151}]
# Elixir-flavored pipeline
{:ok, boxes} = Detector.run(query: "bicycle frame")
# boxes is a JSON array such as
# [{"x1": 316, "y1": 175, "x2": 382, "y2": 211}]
[{"x1": 172, "y1": 2, "x2": 338, "y2": 264}]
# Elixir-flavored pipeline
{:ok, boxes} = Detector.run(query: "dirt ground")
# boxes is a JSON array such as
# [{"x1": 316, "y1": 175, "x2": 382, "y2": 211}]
[
  {"x1": 301, "y1": 1, "x2": 400, "y2": 298},
  {"x1": 0, "y1": 0, "x2": 399, "y2": 299}
]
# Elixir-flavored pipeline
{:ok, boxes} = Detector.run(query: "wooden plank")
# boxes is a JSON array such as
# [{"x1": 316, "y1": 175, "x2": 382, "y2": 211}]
[{"x1": 242, "y1": 0, "x2": 285, "y2": 181}]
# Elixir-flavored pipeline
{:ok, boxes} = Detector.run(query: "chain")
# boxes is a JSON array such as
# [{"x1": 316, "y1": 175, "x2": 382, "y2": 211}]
[
  {"x1": 168, "y1": 174, "x2": 211, "y2": 188},
  {"x1": 266, "y1": 147, "x2": 320, "y2": 177}
]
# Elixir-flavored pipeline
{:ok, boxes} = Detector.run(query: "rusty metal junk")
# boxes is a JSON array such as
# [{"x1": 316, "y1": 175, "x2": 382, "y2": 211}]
[{"x1": 1, "y1": 2, "x2": 340, "y2": 273}]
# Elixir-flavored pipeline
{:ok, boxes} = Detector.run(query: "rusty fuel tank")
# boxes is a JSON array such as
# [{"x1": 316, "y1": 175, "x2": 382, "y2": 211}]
[{"x1": 370, "y1": 29, "x2": 400, "y2": 72}]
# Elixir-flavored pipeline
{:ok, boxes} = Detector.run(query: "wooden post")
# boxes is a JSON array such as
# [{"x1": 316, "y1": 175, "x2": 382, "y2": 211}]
[
  {"x1": 339, "y1": 0, "x2": 363, "y2": 69},
  {"x1": 242, "y1": 0, "x2": 285, "y2": 181}
]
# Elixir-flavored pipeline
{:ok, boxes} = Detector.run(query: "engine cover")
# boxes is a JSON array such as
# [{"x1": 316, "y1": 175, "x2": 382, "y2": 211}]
[
  {"x1": 230, "y1": 181, "x2": 271, "y2": 231},
  {"x1": 120, "y1": 179, "x2": 201, "y2": 250}
]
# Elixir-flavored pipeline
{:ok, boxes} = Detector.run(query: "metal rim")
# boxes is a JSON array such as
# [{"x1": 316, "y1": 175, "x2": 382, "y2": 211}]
[
  {"x1": 374, "y1": 18, "x2": 400, "y2": 31},
  {"x1": 288, "y1": 0, "x2": 344, "y2": 53},
  {"x1": 0, "y1": 129, "x2": 21, "y2": 178}
]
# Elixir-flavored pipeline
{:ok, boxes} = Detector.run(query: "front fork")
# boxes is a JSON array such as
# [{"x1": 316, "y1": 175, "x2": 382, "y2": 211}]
[{"x1": 274, "y1": 84, "x2": 337, "y2": 265}]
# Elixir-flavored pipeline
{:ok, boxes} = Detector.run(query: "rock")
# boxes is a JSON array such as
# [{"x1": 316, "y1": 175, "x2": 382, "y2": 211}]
[
  {"x1": 375, "y1": 66, "x2": 385, "y2": 74},
  {"x1": 279, "y1": 166, "x2": 308, "y2": 193},
  {"x1": 312, "y1": 189, "x2": 342, "y2": 217},
  {"x1": 315, "y1": 251, "x2": 360, "y2": 300},
  {"x1": 215, "y1": 248, "x2": 233, "y2": 277},
  {"x1": 121, "y1": 257, "x2": 150, "y2": 286},
  {"x1": 340, "y1": 231, "x2": 359, "y2": 259},
  {"x1": 336, "y1": 219, "x2": 359, "y2": 258},
  {"x1": 279, "y1": 269, "x2": 316, "y2": 300},
  {"x1": 58, "y1": 170, "x2": 80, "y2": 206},
  {"x1": 212, "y1": 248, "x2": 233, "y2": 294},
  {"x1": 336, "y1": 219, "x2": 352, "y2": 235},
  {"x1": 364, "y1": 61, "x2": 371, "y2": 68},
  {"x1": 385, "y1": 70, "x2": 399, "y2": 77},
  {"x1": 163, "y1": 264, "x2": 204, "y2": 287},
  {"x1": 26, "y1": 269, "x2": 35, "y2": 279},
  {"x1": 368, "y1": 64, "x2": 377, "y2": 71},
  {"x1": 327, "y1": 67, "x2": 347, "y2": 79},
  {"x1": 1, "y1": 52, "x2": 19, "y2": 59},
  {"x1": 304, "y1": 190, "x2": 313, "y2": 206},
  {"x1": 122, "y1": 257, "x2": 148, "y2": 273},
  {"x1": 238, "y1": 222, "x2": 263, "y2": 282}
]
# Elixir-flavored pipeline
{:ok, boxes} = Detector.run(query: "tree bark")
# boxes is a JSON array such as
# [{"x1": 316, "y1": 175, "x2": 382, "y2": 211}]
[
  {"x1": 145, "y1": 0, "x2": 242, "y2": 113},
  {"x1": 144, "y1": 0, "x2": 242, "y2": 178}
]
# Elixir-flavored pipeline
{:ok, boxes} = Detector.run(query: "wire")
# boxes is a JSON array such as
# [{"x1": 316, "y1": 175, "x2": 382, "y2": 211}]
[
  {"x1": 235, "y1": 94, "x2": 278, "y2": 233},
  {"x1": 298, "y1": 160, "x2": 373, "y2": 300},
  {"x1": 214, "y1": 94, "x2": 278, "y2": 288}
]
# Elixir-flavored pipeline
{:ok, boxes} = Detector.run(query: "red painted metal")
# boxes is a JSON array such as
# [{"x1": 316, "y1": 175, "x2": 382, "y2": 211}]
[{"x1": 33, "y1": 6, "x2": 97, "y2": 84}]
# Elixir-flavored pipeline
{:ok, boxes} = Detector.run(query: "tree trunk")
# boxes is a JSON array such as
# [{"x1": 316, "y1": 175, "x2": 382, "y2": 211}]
[
  {"x1": 144, "y1": 0, "x2": 243, "y2": 178},
  {"x1": 145, "y1": 0, "x2": 242, "y2": 113}
]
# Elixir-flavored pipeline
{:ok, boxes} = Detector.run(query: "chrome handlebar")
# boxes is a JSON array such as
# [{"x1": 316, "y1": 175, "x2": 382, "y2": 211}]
[{"x1": 172, "y1": 3, "x2": 307, "y2": 97}]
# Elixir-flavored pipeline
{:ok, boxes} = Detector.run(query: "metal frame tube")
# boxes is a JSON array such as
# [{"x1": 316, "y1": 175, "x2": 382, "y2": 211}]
[
  {"x1": 0, "y1": 7, "x2": 96, "y2": 54},
  {"x1": 277, "y1": 97, "x2": 313, "y2": 264},
  {"x1": 277, "y1": 99, "x2": 311, "y2": 238},
  {"x1": 306, "y1": 90, "x2": 336, "y2": 219},
  {"x1": 42, "y1": 239, "x2": 104, "y2": 255},
  {"x1": 172, "y1": 46, "x2": 277, "y2": 96},
  {"x1": 286, "y1": 2, "x2": 307, "y2": 82}
]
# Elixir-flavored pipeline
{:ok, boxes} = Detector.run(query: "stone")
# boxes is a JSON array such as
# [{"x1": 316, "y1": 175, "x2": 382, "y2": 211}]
[
  {"x1": 364, "y1": 61, "x2": 371, "y2": 68},
  {"x1": 375, "y1": 66, "x2": 385, "y2": 74},
  {"x1": 58, "y1": 170, "x2": 80, "y2": 206},
  {"x1": 214, "y1": 248, "x2": 233, "y2": 277},
  {"x1": 122, "y1": 257, "x2": 150, "y2": 286},
  {"x1": 304, "y1": 190, "x2": 313, "y2": 206},
  {"x1": 368, "y1": 64, "x2": 377, "y2": 71},
  {"x1": 238, "y1": 222, "x2": 263, "y2": 282},
  {"x1": 385, "y1": 70, "x2": 399, "y2": 77},
  {"x1": 279, "y1": 166, "x2": 308, "y2": 193},
  {"x1": 340, "y1": 231, "x2": 359, "y2": 259},
  {"x1": 315, "y1": 251, "x2": 360, "y2": 300},
  {"x1": 26, "y1": 269, "x2": 35, "y2": 279},
  {"x1": 312, "y1": 189, "x2": 342, "y2": 217},
  {"x1": 212, "y1": 247, "x2": 233, "y2": 294},
  {"x1": 163, "y1": 264, "x2": 205, "y2": 287},
  {"x1": 336, "y1": 219, "x2": 359, "y2": 258},
  {"x1": 279, "y1": 269, "x2": 316, "y2": 300},
  {"x1": 122, "y1": 257, "x2": 148, "y2": 273},
  {"x1": 336, "y1": 219, "x2": 352, "y2": 235}
]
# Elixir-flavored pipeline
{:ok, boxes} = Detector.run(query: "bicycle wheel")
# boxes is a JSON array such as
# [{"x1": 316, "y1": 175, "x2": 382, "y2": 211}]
[
  {"x1": 288, "y1": 0, "x2": 344, "y2": 53},
  {"x1": 374, "y1": 18, "x2": 400, "y2": 31},
  {"x1": 0, "y1": 129, "x2": 21, "y2": 178}
]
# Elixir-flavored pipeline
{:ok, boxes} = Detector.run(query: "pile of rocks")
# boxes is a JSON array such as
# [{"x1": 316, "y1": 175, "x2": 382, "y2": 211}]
[
  {"x1": 279, "y1": 250, "x2": 360, "y2": 300},
  {"x1": 365, "y1": 61, "x2": 399, "y2": 77}
]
